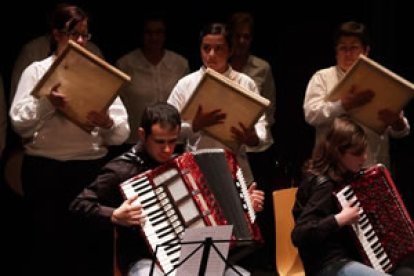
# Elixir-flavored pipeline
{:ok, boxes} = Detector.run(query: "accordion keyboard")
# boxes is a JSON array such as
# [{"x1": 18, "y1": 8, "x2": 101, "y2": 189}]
[
  {"x1": 122, "y1": 175, "x2": 180, "y2": 273},
  {"x1": 336, "y1": 185, "x2": 392, "y2": 272},
  {"x1": 121, "y1": 166, "x2": 211, "y2": 275}
]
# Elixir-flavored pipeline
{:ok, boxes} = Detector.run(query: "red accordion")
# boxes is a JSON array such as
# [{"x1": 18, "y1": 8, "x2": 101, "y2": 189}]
[
  {"x1": 120, "y1": 149, "x2": 262, "y2": 274},
  {"x1": 334, "y1": 164, "x2": 414, "y2": 272}
]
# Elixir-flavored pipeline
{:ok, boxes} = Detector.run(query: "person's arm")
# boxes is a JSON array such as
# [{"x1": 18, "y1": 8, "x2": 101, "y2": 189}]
[
  {"x1": 69, "y1": 160, "x2": 129, "y2": 225},
  {"x1": 379, "y1": 110, "x2": 410, "y2": 138},
  {"x1": 10, "y1": 63, "x2": 56, "y2": 138},
  {"x1": 389, "y1": 116, "x2": 410, "y2": 138},
  {"x1": 242, "y1": 79, "x2": 271, "y2": 151},
  {"x1": 10, "y1": 39, "x2": 47, "y2": 105},
  {"x1": 291, "y1": 180, "x2": 341, "y2": 247},
  {"x1": 261, "y1": 63, "x2": 276, "y2": 127},
  {"x1": 98, "y1": 96, "x2": 130, "y2": 145},
  {"x1": 303, "y1": 71, "x2": 345, "y2": 126},
  {"x1": 111, "y1": 194, "x2": 145, "y2": 227},
  {"x1": 167, "y1": 78, "x2": 202, "y2": 149}
]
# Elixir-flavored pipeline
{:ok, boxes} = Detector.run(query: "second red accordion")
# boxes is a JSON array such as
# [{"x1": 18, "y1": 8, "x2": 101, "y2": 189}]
[{"x1": 334, "y1": 164, "x2": 414, "y2": 272}]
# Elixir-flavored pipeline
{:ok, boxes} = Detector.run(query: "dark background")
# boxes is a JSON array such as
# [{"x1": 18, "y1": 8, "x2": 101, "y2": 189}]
[{"x1": 1, "y1": 0, "x2": 414, "y2": 272}]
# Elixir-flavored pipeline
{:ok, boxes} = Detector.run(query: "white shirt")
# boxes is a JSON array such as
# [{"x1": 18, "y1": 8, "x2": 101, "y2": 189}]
[
  {"x1": 10, "y1": 56, "x2": 130, "y2": 161},
  {"x1": 116, "y1": 49, "x2": 189, "y2": 144},
  {"x1": 167, "y1": 66, "x2": 271, "y2": 183},
  {"x1": 303, "y1": 65, "x2": 410, "y2": 167}
]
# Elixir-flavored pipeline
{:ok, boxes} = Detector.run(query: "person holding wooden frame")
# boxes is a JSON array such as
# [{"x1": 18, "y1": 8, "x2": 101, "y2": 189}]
[
  {"x1": 9, "y1": 4, "x2": 129, "y2": 276},
  {"x1": 167, "y1": 22, "x2": 272, "y2": 189},
  {"x1": 303, "y1": 21, "x2": 410, "y2": 169}
]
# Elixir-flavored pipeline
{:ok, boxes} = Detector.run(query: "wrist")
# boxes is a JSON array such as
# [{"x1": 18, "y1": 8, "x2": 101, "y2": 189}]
[
  {"x1": 111, "y1": 211, "x2": 118, "y2": 224},
  {"x1": 334, "y1": 214, "x2": 344, "y2": 227}
]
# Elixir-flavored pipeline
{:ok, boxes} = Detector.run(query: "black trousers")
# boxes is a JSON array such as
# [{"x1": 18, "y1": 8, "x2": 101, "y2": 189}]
[{"x1": 22, "y1": 154, "x2": 113, "y2": 276}]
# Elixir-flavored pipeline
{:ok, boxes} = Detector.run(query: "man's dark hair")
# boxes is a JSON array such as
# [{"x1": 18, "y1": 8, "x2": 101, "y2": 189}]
[
  {"x1": 140, "y1": 102, "x2": 181, "y2": 137},
  {"x1": 200, "y1": 22, "x2": 232, "y2": 49},
  {"x1": 333, "y1": 21, "x2": 370, "y2": 48}
]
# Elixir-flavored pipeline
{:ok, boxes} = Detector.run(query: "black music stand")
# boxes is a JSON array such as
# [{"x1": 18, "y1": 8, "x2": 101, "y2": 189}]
[{"x1": 150, "y1": 238, "x2": 249, "y2": 276}]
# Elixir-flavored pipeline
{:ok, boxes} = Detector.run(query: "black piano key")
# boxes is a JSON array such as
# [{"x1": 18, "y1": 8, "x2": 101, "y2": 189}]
[
  {"x1": 164, "y1": 241, "x2": 179, "y2": 251},
  {"x1": 150, "y1": 215, "x2": 168, "y2": 226},
  {"x1": 345, "y1": 193, "x2": 355, "y2": 201},
  {"x1": 166, "y1": 246, "x2": 181, "y2": 256},
  {"x1": 156, "y1": 229, "x2": 175, "y2": 242},
  {"x1": 344, "y1": 188, "x2": 354, "y2": 198},
  {"x1": 136, "y1": 185, "x2": 153, "y2": 195},
  {"x1": 359, "y1": 215, "x2": 368, "y2": 223},
  {"x1": 365, "y1": 232, "x2": 375, "y2": 242},
  {"x1": 380, "y1": 257, "x2": 391, "y2": 269},
  {"x1": 382, "y1": 260, "x2": 392, "y2": 270},
  {"x1": 155, "y1": 224, "x2": 172, "y2": 235},
  {"x1": 360, "y1": 221, "x2": 370, "y2": 230},
  {"x1": 158, "y1": 228, "x2": 175, "y2": 239},
  {"x1": 131, "y1": 178, "x2": 149, "y2": 188},
  {"x1": 365, "y1": 228, "x2": 374, "y2": 237},
  {"x1": 148, "y1": 212, "x2": 167, "y2": 223},
  {"x1": 359, "y1": 219, "x2": 369, "y2": 227},
  {"x1": 373, "y1": 245, "x2": 382, "y2": 254},
  {"x1": 161, "y1": 236, "x2": 178, "y2": 247},
  {"x1": 367, "y1": 233, "x2": 377, "y2": 242},
  {"x1": 141, "y1": 196, "x2": 157, "y2": 206},
  {"x1": 371, "y1": 241, "x2": 382, "y2": 252},
  {"x1": 371, "y1": 241, "x2": 381, "y2": 249},
  {"x1": 376, "y1": 248, "x2": 385, "y2": 258},
  {"x1": 147, "y1": 208, "x2": 164, "y2": 218},
  {"x1": 164, "y1": 241, "x2": 180, "y2": 252},
  {"x1": 350, "y1": 200, "x2": 360, "y2": 207},
  {"x1": 170, "y1": 257, "x2": 180, "y2": 265},
  {"x1": 343, "y1": 186, "x2": 353, "y2": 195}
]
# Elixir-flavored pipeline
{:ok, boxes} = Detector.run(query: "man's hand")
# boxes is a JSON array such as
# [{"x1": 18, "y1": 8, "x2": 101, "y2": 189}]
[
  {"x1": 111, "y1": 194, "x2": 146, "y2": 227},
  {"x1": 335, "y1": 204, "x2": 360, "y2": 227},
  {"x1": 248, "y1": 182, "x2": 265, "y2": 212}
]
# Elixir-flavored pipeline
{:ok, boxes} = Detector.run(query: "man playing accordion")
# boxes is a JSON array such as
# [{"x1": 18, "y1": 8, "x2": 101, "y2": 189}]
[{"x1": 70, "y1": 102, "x2": 264, "y2": 275}]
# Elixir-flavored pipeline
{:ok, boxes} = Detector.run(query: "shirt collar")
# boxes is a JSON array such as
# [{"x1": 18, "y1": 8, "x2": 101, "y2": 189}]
[{"x1": 201, "y1": 65, "x2": 233, "y2": 78}]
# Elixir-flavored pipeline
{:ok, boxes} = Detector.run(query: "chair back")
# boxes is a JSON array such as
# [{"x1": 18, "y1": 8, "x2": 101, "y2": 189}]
[{"x1": 273, "y1": 187, "x2": 305, "y2": 276}]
